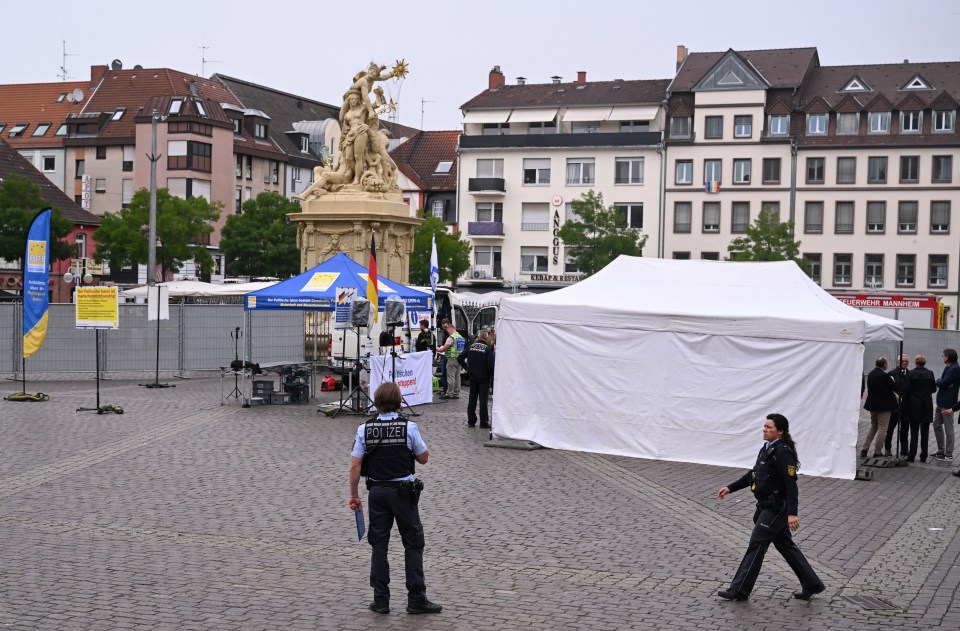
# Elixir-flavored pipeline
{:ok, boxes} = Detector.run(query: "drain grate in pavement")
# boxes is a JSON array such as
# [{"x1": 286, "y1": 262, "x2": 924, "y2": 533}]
[{"x1": 843, "y1": 595, "x2": 899, "y2": 611}]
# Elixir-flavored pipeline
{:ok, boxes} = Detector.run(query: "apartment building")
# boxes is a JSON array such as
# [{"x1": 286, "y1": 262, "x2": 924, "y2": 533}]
[
  {"x1": 457, "y1": 67, "x2": 668, "y2": 291},
  {"x1": 390, "y1": 129, "x2": 459, "y2": 220}
]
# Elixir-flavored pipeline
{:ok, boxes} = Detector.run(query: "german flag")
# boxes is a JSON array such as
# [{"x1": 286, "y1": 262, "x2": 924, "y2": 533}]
[{"x1": 368, "y1": 234, "x2": 378, "y2": 322}]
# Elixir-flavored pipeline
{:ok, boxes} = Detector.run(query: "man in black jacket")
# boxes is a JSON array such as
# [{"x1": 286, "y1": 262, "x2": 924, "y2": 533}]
[
  {"x1": 862, "y1": 357, "x2": 898, "y2": 458},
  {"x1": 904, "y1": 355, "x2": 936, "y2": 463},
  {"x1": 457, "y1": 329, "x2": 495, "y2": 429},
  {"x1": 884, "y1": 355, "x2": 910, "y2": 456}
]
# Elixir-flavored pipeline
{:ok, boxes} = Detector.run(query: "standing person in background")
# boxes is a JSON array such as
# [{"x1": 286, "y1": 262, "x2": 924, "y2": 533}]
[
  {"x1": 884, "y1": 355, "x2": 910, "y2": 456},
  {"x1": 862, "y1": 357, "x2": 898, "y2": 458},
  {"x1": 457, "y1": 329, "x2": 495, "y2": 428},
  {"x1": 716, "y1": 414, "x2": 824, "y2": 602},
  {"x1": 414, "y1": 319, "x2": 435, "y2": 353},
  {"x1": 934, "y1": 348, "x2": 959, "y2": 461},
  {"x1": 904, "y1": 355, "x2": 936, "y2": 463},
  {"x1": 435, "y1": 320, "x2": 464, "y2": 400}
]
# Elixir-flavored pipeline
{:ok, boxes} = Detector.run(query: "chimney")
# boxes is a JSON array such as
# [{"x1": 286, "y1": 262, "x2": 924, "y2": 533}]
[
  {"x1": 516, "y1": 76, "x2": 526, "y2": 85},
  {"x1": 91, "y1": 64, "x2": 109, "y2": 84},
  {"x1": 676, "y1": 45, "x2": 689, "y2": 72},
  {"x1": 551, "y1": 75, "x2": 562, "y2": 84},
  {"x1": 488, "y1": 65, "x2": 505, "y2": 89},
  {"x1": 577, "y1": 71, "x2": 587, "y2": 85}
]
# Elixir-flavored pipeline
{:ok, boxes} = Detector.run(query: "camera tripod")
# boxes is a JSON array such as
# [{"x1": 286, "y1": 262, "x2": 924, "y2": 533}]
[
  {"x1": 226, "y1": 327, "x2": 243, "y2": 401},
  {"x1": 378, "y1": 326, "x2": 420, "y2": 417},
  {"x1": 329, "y1": 325, "x2": 374, "y2": 418}
]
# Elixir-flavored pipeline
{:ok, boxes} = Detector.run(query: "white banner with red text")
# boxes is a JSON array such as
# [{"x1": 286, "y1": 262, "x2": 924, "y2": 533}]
[{"x1": 369, "y1": 350, "x2": 433, "y2": 407}]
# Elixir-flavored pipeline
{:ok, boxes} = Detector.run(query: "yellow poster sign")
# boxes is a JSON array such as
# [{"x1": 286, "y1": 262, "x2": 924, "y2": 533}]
[
  {"x1": 302, "y1": 272, "x2": 340, "y2": 292},
  {"x1": 76, "y1": 286, "x2": 120, "y2": 329}
]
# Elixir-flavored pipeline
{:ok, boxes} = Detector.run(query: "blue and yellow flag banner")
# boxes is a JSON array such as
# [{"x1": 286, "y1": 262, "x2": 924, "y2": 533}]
[{"x1": 23, "y1": 208, "x2": 52, "y2": 358}]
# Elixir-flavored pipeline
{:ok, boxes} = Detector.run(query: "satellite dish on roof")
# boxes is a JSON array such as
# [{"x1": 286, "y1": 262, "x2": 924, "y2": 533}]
[
  {"x1": 133, "y1": 64, "x2": 143, "y2": 70},
  {"x1": 65, "y1": 93, "x2": 75, "y2": 103},
  {"x1": 72, "y1": 88, "x2": 84, "y2": 103},
  {"x1": 111, "y1": 59, "x2": 123, "y2": 70}
]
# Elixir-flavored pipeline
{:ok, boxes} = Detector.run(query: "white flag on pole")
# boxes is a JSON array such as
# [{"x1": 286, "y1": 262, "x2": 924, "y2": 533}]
[{"x1": 429, "y1": 234, "x2": 439, "y2": 295}]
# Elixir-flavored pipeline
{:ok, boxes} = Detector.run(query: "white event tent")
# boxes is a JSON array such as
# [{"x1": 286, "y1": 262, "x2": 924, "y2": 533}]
[{"x1": 492, "y1": 257, "x2": 903, "y2": 479}]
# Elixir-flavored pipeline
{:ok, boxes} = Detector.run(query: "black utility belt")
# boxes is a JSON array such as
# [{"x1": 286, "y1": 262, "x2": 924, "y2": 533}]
[
  {"x1": 755, "y1": 496, "x2": 784, "y2": 508},
  {"x1": 367, "y1": 480, "x2": 406, "y2": 489}
]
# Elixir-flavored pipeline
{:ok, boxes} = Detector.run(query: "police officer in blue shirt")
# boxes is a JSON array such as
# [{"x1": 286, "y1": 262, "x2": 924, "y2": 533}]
[
  {"x1": 349, "y1": 382, "x2": 442, "y2": 615},
  {"x1": 716, "y1": 413, "x2": 825, "y2": 601}
]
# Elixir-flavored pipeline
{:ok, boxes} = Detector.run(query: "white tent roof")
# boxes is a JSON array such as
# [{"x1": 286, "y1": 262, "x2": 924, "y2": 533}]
[
  {"x1": 122, "y1": 280, "x2": 277, "y2": 298},
  {"x1": 502, "y1": 257, "x2": 902, "y2": 343}
]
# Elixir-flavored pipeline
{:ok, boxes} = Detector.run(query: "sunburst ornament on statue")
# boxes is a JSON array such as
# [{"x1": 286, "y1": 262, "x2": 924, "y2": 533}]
[{"x1": 391, "y1": 59, "x2": 409, "y2": 80}]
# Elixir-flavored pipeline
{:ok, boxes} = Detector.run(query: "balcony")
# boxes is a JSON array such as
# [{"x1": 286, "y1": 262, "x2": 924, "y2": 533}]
[
  {"x1": 460, "y1": 131, "x2": 661, "y2": 150},
  {"x1": 468, "y1": 177, "x2": 505, "y2": 193},
  {"x1": 467, "y1": 265, "x2": 502, "y2": 281},
  {"x1": 467, "y1": 221, "x2": 505, "y2": 237}
]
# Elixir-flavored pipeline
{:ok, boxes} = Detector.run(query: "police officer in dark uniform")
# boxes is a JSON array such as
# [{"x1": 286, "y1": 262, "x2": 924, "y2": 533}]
[
  {"x1": 457, "y1": 329, "x2": 495, "y2": 428},
  {"x1": 348, "y1": 382, "x2": 442, "y2": 615},
  {"x1": 716, "y1": 413, "x2": 825, "y2": 601}
]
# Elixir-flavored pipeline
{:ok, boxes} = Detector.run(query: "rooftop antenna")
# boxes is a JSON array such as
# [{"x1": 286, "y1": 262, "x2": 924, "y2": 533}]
[
  {"x1": 198, "y1": 43, "x2": 220, "y2": 77},
  {"x1": 58, "y1": 39, "x2": 77, "y2": 81},
  {"x1": 420, "y1": 97, "x2": 435, "y2": 130}
]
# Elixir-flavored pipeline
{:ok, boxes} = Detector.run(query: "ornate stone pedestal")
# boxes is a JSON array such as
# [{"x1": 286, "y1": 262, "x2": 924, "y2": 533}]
[{"x1": 291, "y1": 191, "x2": 422, "y2": 284}]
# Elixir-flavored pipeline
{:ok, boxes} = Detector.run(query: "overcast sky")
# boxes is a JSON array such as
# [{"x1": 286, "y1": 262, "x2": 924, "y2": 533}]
[{"x1": 4, "y1": 0, "x2": 959, "y2": 131}]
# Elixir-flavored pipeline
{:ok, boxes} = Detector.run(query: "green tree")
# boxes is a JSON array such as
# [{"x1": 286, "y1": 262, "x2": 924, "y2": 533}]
[
  {"x1": 556, "y1": 190, "x2": 647, "y2": 277},
  {"x1": 219, "y1": 192, "x2": 300, "y2": 278},
  {"x1": 92, "y1": 188, "x2": 220, "y2": 277},
  {"x1": 726, "y1": 205, "x2": 811, "y2": 274},
  {"x1": 408, "y1": 216, "x2": 471, "y2": 286},
  {"x1": 0, "y1": 173, "x2": 75, "y2": 263}
]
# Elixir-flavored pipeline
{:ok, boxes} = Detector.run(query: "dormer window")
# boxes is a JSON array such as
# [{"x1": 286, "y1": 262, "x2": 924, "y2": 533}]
[
  {"x1": 806, "y1": 114, "x2": 827, "y2": 135},
  {"x1": 301, "y1": 136, "x2": 309, "y2": 152},
  {"x1": 169, "y1": 98, "x2": 183, "y2": 115},
  {"x1": 255, "y1": 123, "x2": 267, "y2": 139},
  {"x1": 900, "y1": 111, "x2": 922, "y2": 133},
  {"x1": 435, "y1": 160, "x2": 453, "y2": 174},
  {"x1": 232, "y1": 118, "x2": 241, "y2": 133},
  {"x1": 32, "y1": 123, "x2": 51, "y2": 137},
  {"x1": 903, "y1": 75, "x2": 933, "y2": 90},
  {"x1": 868, "y1": 112, "x2": 890, "y2": 133},
  {"x1": 840, "y1": 77, "x2": 871, "y2": 92},
  {"x1": 934, "y1": 110, "x2": 955, "y2": 132},
  {"x1": 111, "y1": 108, "x2": 125, "y2": 121},
  {"x1": 195, "y1": 100, "x2": 206, "y2": 117}
]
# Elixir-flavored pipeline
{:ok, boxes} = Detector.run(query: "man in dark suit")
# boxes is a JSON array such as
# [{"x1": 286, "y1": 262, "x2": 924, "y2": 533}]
[
  {"x1": 904, "y1": 355, "x2": 936, "y2": 463},
  {"x1": 884, "y1": 355, "x2": 910, "y2": 456},
  {"x1": 862, "y1": 357, "x2": 898, "y2": 458}
]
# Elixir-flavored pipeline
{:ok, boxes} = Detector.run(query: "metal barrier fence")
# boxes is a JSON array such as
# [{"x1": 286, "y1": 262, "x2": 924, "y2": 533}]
[
  {"x1": 864, "y1": 328, "x2": 960, "y2": 374},
  {"x1": 0, "y1": 303, "x2": 309, "y2": 377}
]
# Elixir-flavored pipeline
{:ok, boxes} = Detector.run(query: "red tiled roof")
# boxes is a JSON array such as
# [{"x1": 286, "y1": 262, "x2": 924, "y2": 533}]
[
  {"x1": 461, "y1": 78, "x2": 669, "y2": 110},
  {"x1": 0, "y1": 80, "x2": 90, "y2": 149},
  {"x1": 389, "y1": 130, "x2": 459, "y2": 192},
  {"x1": 796, "y1": 62, "x2": 960, "y2": 109},
  {"x1": 671, "y1": 48, "x2": 820, "y2": 91},
  {"x1": 0, "y1": 138, "x2": 100, "y2": 225}
]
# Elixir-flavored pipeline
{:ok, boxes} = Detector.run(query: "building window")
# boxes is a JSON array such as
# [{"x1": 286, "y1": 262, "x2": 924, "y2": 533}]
[
  {"x1": 8, "y1": 123, "x2": 28, "y2": 137},
  {"x1": 564, "y1": 253, "x2": 581, "y2": 274},
  {"x1": 670, "y1": 116, "x2": 691, "y2": 138},
  {"x1": 731, "y1": 202, "x2": 750, "y2": 233},
  {"x1": 900, "y1": 156, "x2": 919, "y2": 183},
  {"x1": 704, "y1": 116, "x2": 723, "y2": 139},
  {"x1": 619, "y1": 120, "x2": 648, "y2": 133},
  {"x1": 566, "y1": 158, "x2": 595, "y2": 185},
  {"x1": 169, "y1": 98, "x2": 183, "y2": 115},
  {"x1": 804, "y1": 253, "x2": 821, "y2": 284},
  {"x1": 900, "y1": 111, "x2": 922, "y2": 133},
  {"x1": 232, "y1": 118, "x2": 241, "y2": 134},
  {"x1": 897, "y1": 254, "x2": 915, "y2": 287},
  {"x1": 703, "y1": 159, "x2": 722, "y2": 184},
  {"x1": 111, "y1": 108, "x2": 125, "y2": 122},
  {"x1": 167, "y1": 140, "x2": 212, "y2": 172},
  {"x1": 868, "y1": 111, "x2": 890, "y2": 133},
  {"x1": 122, "y1": 179, "x2": 133, "y2": 207},
  {"x1": 932, "y1": 156, "x2": 952, "y2": 183},
  {"x1": 96, "y1": 146, "x2": 107, "y2": 160},
  {"x1": 434, "y1": 160, "x2": 453, "y2": 174},
  {"x1": 762, "y1": 202, "x2": 780, "y2": 223},
  {"x1": 806, "y1": 157, "x2": 825, "y2": 184},
  {"x1": 867, "y1": 157, "x2": 887, "y2": 183},
  {"x1": 571, "y1": 121, "x2": 601, "y2": 134},
  {"x1": 42, "y1": 156, "x2": 55, "y2": 171},
  {"x1": 235, "y1": 186, "x2": 242, "y2": 213},
  {"x1": 614, "y1": 203, "x2": 643, "y2": 229},
  {"x1": 75, "y1": 159, "x2": 84, "y2": 179},
  {"x1": 834, "y1": 254, "x2": 852, "y2": 286},
  {"x1": 865, "y1": 254, "x2": 884, "y2": 288},
  {"x1": 32, "y1": 123, "x2": 51, "y2": 137},
  {"x1": 835, "y1": 201, "x2": 855, "y2": 234},
  {"x1": 675, "y1": 160, "x2": 692, "y2": 185},
  {"x1": 733, "y1": 159, "x2": 751, "y2": 184},
  {"x1": 898, "y1": 201, "x2": 918, "y2": 234},
  {"x1": 476, "y1": 202, "x2": 503, "y2": 223},
  {"x1": 933, "y1": 110, "x2": 955, "y2": 132},
  {"x1": 523, "y1": 158, "x2": 550, "y2": 185},
  {"x1": 702, "y1": 202, "x2": 720, "y2": 233},
  {"x1": 521, "y1": 203, "x2": 549, "y2": 230},
  {"x1": 477, "y1": 158, "x2": 504, "y2": 178},
  {"x1": 929, "y1": 255, "x2": 948, "y2": 288},
  {"x1": 235, "y1": 155, "x2": 243, "y2": 178},
  {"x1": 836, "y1": 157, "x2": 856, "y2": 184},
  {"x1": 122, "y1": 145, "x2": 134, "y2": 171},
  {"x1": 673, "y1": 252, "x2": 691, "y2": 260},
  {"x1": 768, "y1": 115, "x2": 790, "y2": 136},
  {"x1": 272, "y1": 161, "x2": 280, "y2": 185},
  {"x1": 807, "y1": 113, "x2": 827, "y2": 135},
  {"x1": 836, "y1": 112, "x2": 859, "y2": 135},
  {"x1": 75, "y1": 233, "x2": 87, "y2": 258},
  {"x1": 432, "y1": 200, "x2": 445, "y2": 219},
  {"x1": 762, "y1": 158, "x2": 780, "y2": 184},
  {"x1": 804, "y1": 202, "x2": 823, "y2": 234},
  {"x1": 245, "y1": 156, "x2": 252, "y2": 180},
  {"x1": 701, "y1": 252, "x2": 720, "y2": 261},
  {"x1": 481, "y1": 122, "x2": 508, "y2": 136},
  {"x1": 931, "y1": 201, "x2": 951, "y2": 233},
  {"x1": 55, "y1": 123, "x2": 67, "y2": 136},
  {"x1": 733, "y1": 115, "x2": 752, "y2": 138},
  {"x1": 529, "y1": 119, "x2": 557, "y2": 134},
  {"x1": 254, "y1": 123, "x2": 267, "y2": 138},
  {"x1": 291, "y1": 166, "x2": 301, "y2": 182},
  {"x1": 520, "y1": 247, "x2": 548, "y2": 273},
  {"x1": 301, "y1": 136, "x2": 309, "y2": 152},
  {"x1": 614, "y1": 158, "x2": 644, "y2": 185},
  {"x1": 673, "y1": 202, "x2": 692, "y2": 233},
  {"x1": 866, "y1": 201, "x2": 886, "y2": 233}
]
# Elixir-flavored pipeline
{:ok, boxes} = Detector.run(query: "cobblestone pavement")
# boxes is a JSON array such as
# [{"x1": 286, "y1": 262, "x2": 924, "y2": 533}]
[{"x1": 0, "y1": 376, "x2": 957, "y2": 630}]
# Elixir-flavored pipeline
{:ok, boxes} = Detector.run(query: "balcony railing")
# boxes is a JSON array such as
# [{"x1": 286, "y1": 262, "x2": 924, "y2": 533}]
[
  {"x1": 460, "y1": 131, "x2": 661, "y2": 150},
  {"x1": 468, "y1": 177, "x2": 506, "y2": 192},
  {"x1": 468, "y1": 266, "x2": 502, "y2": 281},
  {"x1": 521, "y1": 223, "x2": 548, "y2": 231},
  {"x1": 467, "y1": 221, "x2": 505, "y2": 236}
]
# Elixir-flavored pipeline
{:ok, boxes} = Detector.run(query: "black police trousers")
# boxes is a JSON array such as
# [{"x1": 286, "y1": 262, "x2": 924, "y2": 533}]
[
  {"x1": 467, "y1": 379, "x2": 490, "y2": 427},
  {"x1": 367, "y1": 485, "x2": 427, "y2": 604},
  {"x1": 729, "y1": 503, "x2": 821, "y2": 595}
]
